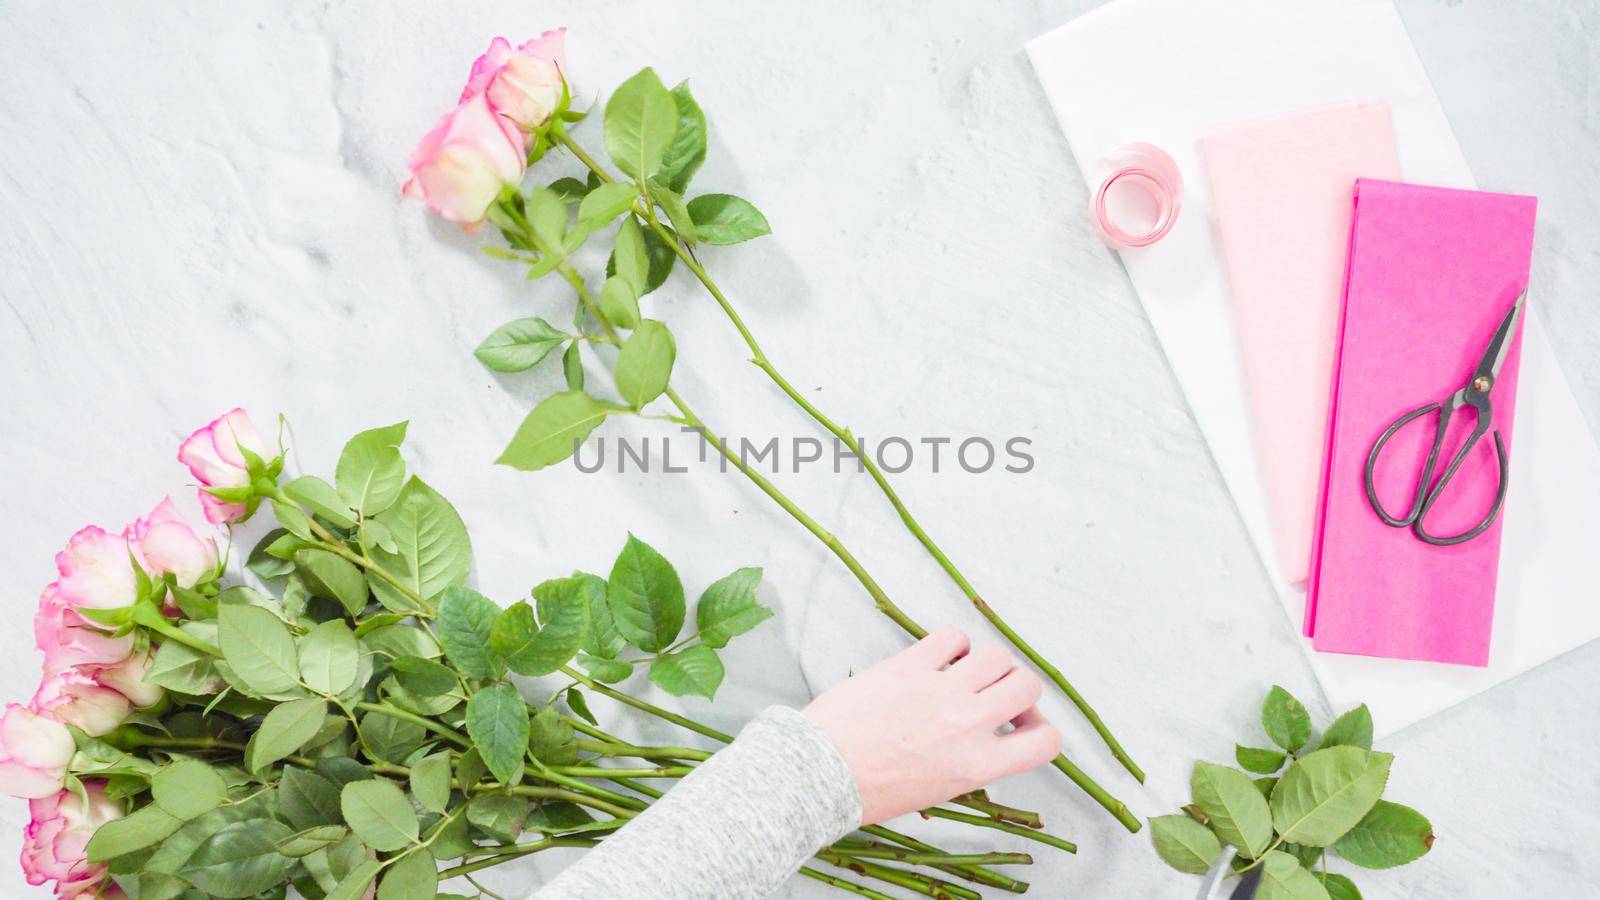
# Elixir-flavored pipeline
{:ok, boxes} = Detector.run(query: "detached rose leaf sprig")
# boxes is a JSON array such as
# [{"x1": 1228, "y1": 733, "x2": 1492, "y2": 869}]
[
  {"x1": 1151, "y1": 686, "x2": 1435, "y2": 900},
  {"x1": 403, "y1": 31, "x2": 1146, "y2": 833}
]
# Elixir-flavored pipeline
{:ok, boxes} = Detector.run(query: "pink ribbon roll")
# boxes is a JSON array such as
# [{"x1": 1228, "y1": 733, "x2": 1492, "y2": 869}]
[{"x1": 1091, "y1": 142, "x2": 1183, "y2": 248}]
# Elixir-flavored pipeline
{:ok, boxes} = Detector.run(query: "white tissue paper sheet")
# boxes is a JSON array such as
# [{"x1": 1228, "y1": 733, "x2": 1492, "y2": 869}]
[{"x1": 1026, "y1": 0, "x2": 1600, "y2": 734}]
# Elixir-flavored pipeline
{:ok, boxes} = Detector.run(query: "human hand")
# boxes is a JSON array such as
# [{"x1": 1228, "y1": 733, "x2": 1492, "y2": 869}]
[{"x1": 801, "y1": 627, "x2": 1063, "y2": 826}]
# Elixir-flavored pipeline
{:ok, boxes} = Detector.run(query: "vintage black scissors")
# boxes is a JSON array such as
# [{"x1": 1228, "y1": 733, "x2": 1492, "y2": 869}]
[{"x1": 1363, "y1": 289, "x2": 1526, "y2": 546}]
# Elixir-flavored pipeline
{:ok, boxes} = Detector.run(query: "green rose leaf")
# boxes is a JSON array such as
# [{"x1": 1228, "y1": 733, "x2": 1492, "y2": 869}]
[
  {"x1": 246, "y1": 529, "x2": 296, "y2": 579},
  {"x1": 578, "y1": 653, "x2": 633, "y2": 684},
  {"x1": 1149, "y1": 814, "x2": 1222, "y2": 875},
  {"x1": 1270, "y1": 747, "x2": 1393, "y2": 847},
  {"x1": 1333, "y1": 800, "x2": 1433, "y2": 869},
  {"x1": 474, "y1": 317, "x2": 569, "y2": 373},
  {"x1": 274, "y1": 824, "x2": 349, "y2": 858},
  {"x1": 614, "y1": 320, "x2": 675, "y2": 410},
  {"x1": 1317, "y1": 704, "x2": 1374, "y2": 751},
  {"x1": 340, "y1": 779, "x2": 418, "y2": 852},
  {"x1": 600, "y1": 276, "x2": 641, "y2": 329},
  {"x1": 526, "y1": 801, "x2": 597, "y2": 834},
  {"x1": 326, "y1": 858, "x2": 382, "y2": 900},
  {"x1": 549, "y1": 176, "x2": 590, "y2": 202},
  {"x1": 86, "y1": 804, "x2": 184, "y2": 863},
  {"x1": 607, "y1": 534, "x2": 686, "y2": 652},
  {"x1": 283, "y1": 475, "x2": 357, "y2": 529},
  {"x1": 604, "y1": 67, "x2": 678, "y2": 181},
  {"x1": 358, "y1": 710, "x2": 427, "y2": 765},
  {"x1": 152, "y1": 759, "x2": 229, "y2": 820},
  {"x1": 1321, "y1": 873, "x2": 1362, "y2": 900},
  {"x1": 497, "y1": 390, "x2": 614, "y2": 471},
  {"x1": 612, "y1": 216, "x2": 650, "y2": 294},
  {"x1": 467, "y1": 795, "x2": 531, "y2": 843},
  {"x1": 1254, "y1": 776, "x2": 1279, "y2": 800},
  {"x1": 577, "y1": 181, "x2": 641, "y2": 230},
  {"x1": 466, "y1": 682, "x2": 530, "y2": 785},
  {"x1": 526, "y1": 187, "x2": 567, "y2": 253},
  {"x1": 1191, "y1": 761, "x2": 1273, "y2": 858},
  {"x1": 335, "y1": 421, "x2": 408, "y2": 517},
  {"x1": 563, "y1": 341, "x2": 585, "y2": 391},
  {"x1": 537, "y1": 573, "x2": 623, "y2": 659},
  {"x1": 1236, "y1": 744, "x2": 1288, "y2": 775},
  {"x1": 246, "y1": 698, "x2": 329, "y2": 773},
  {"x1": 1255, "y1": 850, "x2": 1331, "y2": 900},
  {"x1": 367, "y1": 477, "x2": 471, "y2": 614},
  {"x1": 280, "y1": 766, "x2": 343, "y2": 830},
  {"x1": 648, "y1": 644, "x2": 724, "y2": 700},
  {"x1": 363, "y1": 622, "x2": 441, "y2": 660},
  {"x1": 694, "y1": 566, "x2": 772, "y2": 649},
  {"x1": 181, "y1": 818, "x2": 295, "y2": 898},
  {"x1": 299, "y1": 619, "x2": 359, "y2": 696},
  {"x1": 494, "y1": 590, "x2": 589, "y2": 677},
  {"x1": 564, "y1": 686, "x2": 597, "y2": 726},
  {"x1": 528, "y1": 706, "x2": 579, "y2": 765},
  {"x1": 438, "y1": 586, "x2": 501, "y2": 679},
  {"x1": 658, "y1": 80, "x2": 707, "y2": 193},
  {"x1": 1263, "y1": 685, "x2": 1312, "y2": 753},
  {"x1": 146, "y1": 627, "x2": 222, "y2": 695},
  {"x1": 272, "y1": 499, "x2": 315, "y2": 541},
  {"x1": 219, "y1": 603, "x2": 302, "y2": 698},
  {"x1": 648, "y1": 183, "x2": 698, "y2": 243},
  {"x1": 377, "y1": 847, "x2": 438, "y2": 900},
  {"x1": 390, "y1": 655, "x2": 458, "y2": 696},
  {"x1": 294, "y1": 549, "x2": 369, "y2": 617},
  {"x1": 687, "y1": 194, "x2": 771, "y2": 245},
  {"x1": 409, "y1": 752, "x2": 452, "y2": 815}
]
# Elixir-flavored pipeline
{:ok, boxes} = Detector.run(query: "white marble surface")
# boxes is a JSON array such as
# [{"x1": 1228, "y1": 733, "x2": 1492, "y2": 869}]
[{"x1": 1, "y1": 2, "x2": 1596, "y2": 898}]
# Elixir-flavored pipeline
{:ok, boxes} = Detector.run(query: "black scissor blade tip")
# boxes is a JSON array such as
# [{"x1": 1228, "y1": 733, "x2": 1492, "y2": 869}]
[{"x1": 1481, "y1": 288, "x2": 1528, "y2": 380}]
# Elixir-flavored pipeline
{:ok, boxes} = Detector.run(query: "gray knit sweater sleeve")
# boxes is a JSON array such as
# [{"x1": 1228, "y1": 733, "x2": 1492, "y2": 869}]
[{"x1": 529, "y1": 706, "x2": 862, "y2": 900}]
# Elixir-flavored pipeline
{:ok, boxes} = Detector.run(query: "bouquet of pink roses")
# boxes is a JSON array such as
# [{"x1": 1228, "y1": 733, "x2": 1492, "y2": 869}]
[{"x1": 4, "y1": 410, "x2": 1058, "y2": 899}]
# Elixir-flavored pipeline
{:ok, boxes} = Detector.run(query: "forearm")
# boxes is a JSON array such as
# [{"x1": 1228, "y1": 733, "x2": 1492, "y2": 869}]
[{"x1": 529, "y1": 706, "x2": 862, "y2": 900}]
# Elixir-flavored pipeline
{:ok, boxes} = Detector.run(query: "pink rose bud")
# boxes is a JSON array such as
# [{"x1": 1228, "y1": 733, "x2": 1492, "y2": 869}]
[
  {"x1": 53, "y1": 527, "x2": 137, "y2": 612},
  {"x1": 33, "y1": 673, "x2": 132, "y2": 738},
  {"x1": 178, "y1": 408, "x2": 270, "y2": 525},
  {"x1": 464, "y1": 31, "x2": 569, "y2": 130},
  {"x1": 35, "y1": 584, "x2": 134, "y2": 677},
  {"x1": 21, "y1": 781, "x2": 124, "y2": 898},
  {"x1": 127, "y1": 498, "x2": 218, "y2": 589},
  {"x1": 403, "y1": 91, "x2": 527, "y2": 227},
  {"x1": 0, "y1": 705, "x2": 74, "y2": 799}
]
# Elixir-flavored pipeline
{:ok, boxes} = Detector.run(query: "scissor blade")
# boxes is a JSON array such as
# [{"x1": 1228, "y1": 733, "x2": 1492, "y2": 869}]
[{"x1": 1474, "y1": 288, "x2": 1527, "y2": 382}]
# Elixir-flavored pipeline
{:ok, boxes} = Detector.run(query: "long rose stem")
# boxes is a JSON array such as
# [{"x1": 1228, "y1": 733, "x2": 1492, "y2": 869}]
[
  {"x1": 540, "y1": 183, "x2": 1141, "y2": 830},
  {"x1": 553, "y1": 128, "x2": 1144, "y2": 786}
]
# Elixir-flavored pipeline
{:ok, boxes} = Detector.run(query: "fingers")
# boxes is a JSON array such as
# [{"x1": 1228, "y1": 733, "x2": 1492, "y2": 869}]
[
  {"x1": 946, "y1": 643, "x2": 1014, "y2": 691},
  {"x1": 996, "y1": 707, "x2": 1063, "y2": 773},
  {"x1": 978, "y1": 668, "x2": 1044, "y2": 724},
  {"x1": 899, "y1": 627, "x2": 970, "y2": 670}
]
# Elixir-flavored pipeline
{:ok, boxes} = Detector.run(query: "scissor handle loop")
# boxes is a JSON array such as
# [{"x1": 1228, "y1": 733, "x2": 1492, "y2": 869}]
[
  {"x1": 1364, "y1": 402, "x2": 1442, "y2": 528},
  {"x1": 1415, "y1": 429, "x2": 1509, "y2": 545}
]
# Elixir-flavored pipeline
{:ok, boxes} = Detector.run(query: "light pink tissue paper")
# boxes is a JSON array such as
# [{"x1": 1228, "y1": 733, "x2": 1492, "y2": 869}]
[
  {"x1": 1306, "y1": 179, "x2": 1536, "y2": 667},
  {"x1": 1203, "y1": 103, "x2": 1401, "y2": 585}
]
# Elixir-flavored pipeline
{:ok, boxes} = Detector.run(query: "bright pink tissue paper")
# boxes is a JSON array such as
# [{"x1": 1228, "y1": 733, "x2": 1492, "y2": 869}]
[
  {"x1": 1306, "y1": 179, "x2": 1537, "y2": 667},
  {"x1": 1203, "y1": 103, "x2": 1401, "y2": 585}
]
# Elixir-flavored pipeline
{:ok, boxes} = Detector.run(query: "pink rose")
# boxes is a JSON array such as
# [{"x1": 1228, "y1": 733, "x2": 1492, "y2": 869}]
[
  {"x1": 127, "y1": 498, "x2": 218, "y2": 588},
  {"x1": 403, "y1": 91, "x2": 527, "y2": 226},
  {"x1": 35, "y1": 584, "x2": 134, "y2": 677},
  {"x1": 53, "y1": 527, "x2": 137, "y2": 612},
  {"x1": 21, "y1": 781, "x2": 123, "y2": 898},
  {"x1": 178, "y1": 408, "x2": 269, "y2": 525},
  {"x1": 0, "y1": 705, "x2": 74, "y2": 799},
  {"x1": 32, "y1": 672, "x2": 132, "y2": 738},
  {"x1": 86, "y1": 649, "x2": 163, "y2": 710},
  {"x1": 464, "y1": 31, "x2": 569, "y2": 130}
]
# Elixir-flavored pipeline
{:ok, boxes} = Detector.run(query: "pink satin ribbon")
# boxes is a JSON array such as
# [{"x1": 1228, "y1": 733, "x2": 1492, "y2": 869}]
[{"x1": 1091, "y1": 142, "x2": 1183, "y2": 248}]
